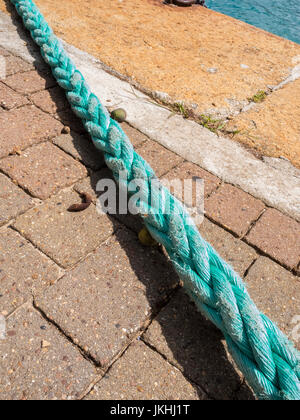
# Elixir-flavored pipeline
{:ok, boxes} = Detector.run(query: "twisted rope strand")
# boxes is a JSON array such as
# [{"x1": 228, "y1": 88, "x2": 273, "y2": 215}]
[{"x1": 10, "y1": 0, "x2": 300, "y2": 400}]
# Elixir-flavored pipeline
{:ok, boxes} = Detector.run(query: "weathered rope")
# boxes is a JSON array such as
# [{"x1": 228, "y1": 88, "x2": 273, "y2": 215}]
[{"x1": 10, "y1": 0, "x2": 300, "y2": 400}]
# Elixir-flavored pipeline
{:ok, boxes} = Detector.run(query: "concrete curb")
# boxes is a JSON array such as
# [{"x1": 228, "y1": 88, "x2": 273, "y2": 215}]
[{"x1": 0, "y1": 11, "x2": 299, "y2": 221}]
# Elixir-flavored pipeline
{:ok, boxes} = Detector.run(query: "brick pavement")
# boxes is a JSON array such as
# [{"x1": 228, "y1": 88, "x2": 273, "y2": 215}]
[{"x1": 0, "y1": 46, "x2": 299, "y2": 400}]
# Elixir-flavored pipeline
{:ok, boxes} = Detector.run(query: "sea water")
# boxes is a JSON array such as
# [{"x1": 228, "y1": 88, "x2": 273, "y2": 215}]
[{"x1": 206, "y1": 0, "x2": 300, "y2": 44}]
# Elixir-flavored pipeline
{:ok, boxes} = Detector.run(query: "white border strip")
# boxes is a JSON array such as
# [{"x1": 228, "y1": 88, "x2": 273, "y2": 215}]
[{"x1": 1, "y1": 11, "x2": 299, "y2": 221}]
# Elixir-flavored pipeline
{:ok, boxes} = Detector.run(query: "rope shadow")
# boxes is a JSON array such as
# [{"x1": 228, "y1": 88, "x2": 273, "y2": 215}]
[{"x1": 77, "y1": 166, "x2": 255, "y2": 400}]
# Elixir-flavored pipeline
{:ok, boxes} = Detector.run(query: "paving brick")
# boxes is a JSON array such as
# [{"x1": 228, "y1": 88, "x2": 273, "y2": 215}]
[
  {"x1": 53, "y1": 133, "x2": 105, "y2": 171},
  {"x1": 0, "y1": 228, "x2": 61, "y2": 316},
  {"x1": 4, "y1": 70, "x2": 56, "y2": 94},
  {"x1": 0, "y1": 173, "x2": 33, "y2": 226},
  {"x1": 35, "y1": 227, "x2": 178, "y2": 366},
  {"x1": 245, "y1": 257, "x2": 300, "y2": 349},
  {"x1": 0, "y1": 142, "x2": 87, "y2": 200},
  {"x1": 199, "y1": 218, "x2": 257, "y2": 276},
  {"x1": 74, "y1": 168, "x2": 144, "y2": 233},
  {"x1": 85, "y1": 341, "x2": 204, "y2": 400},
  {"x1": 143, "y1": 289, "x2": 249, "y2": 400},
  {"x1": 0, "y1": 82, "x2": 29, "y2": 110},
  {"x1": 4, "y1": 55, "x2": 33, "y2": 77},
  {"x1": 14, "y1": 189, "x2": 116, "y2": 268},
  {"x1": 137, "y1": 140, "x2": 184, "y2": 177},
  {"x1": 122, "y1": 123, "x2": 148, "y2": 148},
  {"x1": 163, "y1": 161, "x2": 221, "y2": 202},
  {"x1": 56, "y1": 109, "x2": 85, "y2": 134},
  {"x1": 0, "y1": 304, "x2": 96, "y2": 400},
  {"x1": 0, "y1": 105, "x2": 63, "y2": 158},
  {"x1": 246, "y1": 208, "x2": 300, "y2": 270},
  {"x1": 30, "y1": 86, "x2": 68, "y2": 114},
  {"x1": 205, "y1": 184, "x2": 265, "y2": 237}
]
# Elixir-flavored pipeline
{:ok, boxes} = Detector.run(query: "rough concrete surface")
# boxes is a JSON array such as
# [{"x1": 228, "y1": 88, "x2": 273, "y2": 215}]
[
  {"x1": 2, "y1": 0, "x2": 298, "y2": 115},
  {"x1": 226, "y1": 79, "x2": 300, "y2": 168},
  {"x1": 1, "y1": 0, "x2": 300, "y2": 168}
]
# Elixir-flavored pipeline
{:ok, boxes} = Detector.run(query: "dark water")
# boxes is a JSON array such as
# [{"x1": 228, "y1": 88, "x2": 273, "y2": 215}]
[{"x1": 206, "y1": 0, "x2": 300, "y2": 44}]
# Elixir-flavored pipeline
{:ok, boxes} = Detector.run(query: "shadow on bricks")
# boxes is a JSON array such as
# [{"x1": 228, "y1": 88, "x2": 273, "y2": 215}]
[
  {"x1": 81, "y1": 171, "x2": 254, "y2": 400},
  {"x1": 3, "y1": 3, "x2": 255, "y2": 399},
  {"x1": 65, "y1": 127, "x2": 255, "y2": 398}
]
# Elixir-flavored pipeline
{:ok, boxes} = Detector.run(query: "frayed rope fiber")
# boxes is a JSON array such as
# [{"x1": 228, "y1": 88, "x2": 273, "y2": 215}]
[{"x1": 10, "y1": 0, "x2": 300, "y2": 400}]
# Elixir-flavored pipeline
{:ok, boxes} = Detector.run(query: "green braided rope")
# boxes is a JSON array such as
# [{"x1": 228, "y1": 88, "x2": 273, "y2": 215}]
[{"x1": 10, "y1": 0, "x2": 300, "y2": 400}]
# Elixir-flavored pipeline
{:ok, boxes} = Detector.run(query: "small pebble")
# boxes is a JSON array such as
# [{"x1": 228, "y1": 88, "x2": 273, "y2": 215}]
[
  {"x1": 110, "y1": 108, "x2": 127, "y2": 123},
  {"x1": 138, "y1": 227, "x2": 158, "y2": 247},
  {"x1": 207, "y1": 67, "x2": 218, "y2": 74},
  {"x1": 61, "y1": 126, "x2": 71, "y2": 134},
  {"x1": 0, "y1": 101, "x2": 9, "y2": 110},
  {"x1": 41, "y1": 340, "x2": 51, "y2": 348}
]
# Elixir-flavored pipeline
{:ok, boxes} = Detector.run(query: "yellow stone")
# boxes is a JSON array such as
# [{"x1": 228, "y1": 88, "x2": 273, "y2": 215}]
[
  {"x1": 226, "y1": 79, "x2": 300, "y2": 168},
  {"x1": 138, "y1": 227, "x2": 158, "y2": 247}
]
